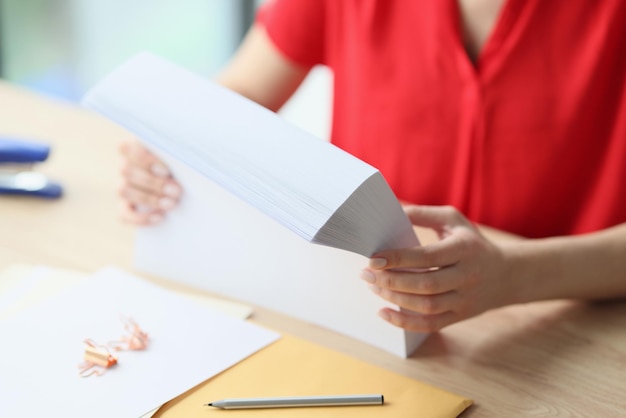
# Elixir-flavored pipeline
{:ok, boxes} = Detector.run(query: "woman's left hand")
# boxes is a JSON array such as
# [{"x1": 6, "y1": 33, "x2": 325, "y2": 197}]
[{"x1": 360, "y1": 205, "x2": 522, "y2": 333}]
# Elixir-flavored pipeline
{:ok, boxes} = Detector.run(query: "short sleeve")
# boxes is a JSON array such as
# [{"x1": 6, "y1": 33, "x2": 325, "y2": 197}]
[{"x1": 256, "y1": 0, "x2": 327, "y2": 67}]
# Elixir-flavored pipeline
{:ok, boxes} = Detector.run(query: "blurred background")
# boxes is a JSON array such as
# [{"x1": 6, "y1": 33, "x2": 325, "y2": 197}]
[{"x1": 0, "y1": 0, "x2": 331, "y2": 139}]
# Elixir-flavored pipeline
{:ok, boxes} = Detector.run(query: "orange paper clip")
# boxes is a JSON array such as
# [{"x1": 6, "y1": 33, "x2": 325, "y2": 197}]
[
  {"x1": 108, "y1": 316, "x2": 149, "y2": 351},
  {"x1": 78, "y1": 339, "x2": 118, "y2": 377}
]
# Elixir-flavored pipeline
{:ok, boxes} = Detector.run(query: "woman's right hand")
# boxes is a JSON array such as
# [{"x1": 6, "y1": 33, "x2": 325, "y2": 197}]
[{"x1": 118, "y1": 140, "x2": 182, "y2": 225}]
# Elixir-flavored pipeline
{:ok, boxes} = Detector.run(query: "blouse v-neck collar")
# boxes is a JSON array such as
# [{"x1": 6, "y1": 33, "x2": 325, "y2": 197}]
[{"x1": 447, "y1": 0, "x2": 525, "y2": 79}]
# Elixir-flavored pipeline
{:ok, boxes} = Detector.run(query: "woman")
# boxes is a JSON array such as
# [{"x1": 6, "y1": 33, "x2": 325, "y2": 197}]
[{"x1": 118, "y1": 0, "x2": 626, "y2": 332}]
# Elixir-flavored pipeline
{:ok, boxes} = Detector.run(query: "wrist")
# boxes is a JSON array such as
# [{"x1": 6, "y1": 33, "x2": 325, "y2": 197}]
[{"x1": 500, "y1": 238, "x2": 563, "y2": 305}]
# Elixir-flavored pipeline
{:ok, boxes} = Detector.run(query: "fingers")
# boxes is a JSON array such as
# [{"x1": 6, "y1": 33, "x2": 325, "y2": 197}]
[
  {"x1": 360, "y1": 265, "x2": 459, "y2": 295},
  {"x1": 370, "y1": 206, "x2": 483, "y2": 271},
  {"x1": 119, "y1": 140, "x2": 182, "y2": 224},
  {"x1": 403, "y1": 204, "x2": 470, "y2": 231},
  {"x1": 369, "y1": 284, "x2": 458, "y2": 315},
  {"x1": 364, "y1": 265, "x2": 462, "y2": 317},
  {"x1": 361, "y1": 205, "x2": 494, "y2": 332},
  {"x1": 118, "y1": 201, "x2": 165, "y2": 225},
  {"x1": 121, "y1": 164, "x2": 178, "y2": 197},
  {"x1": 120, "y1": 141, "x2": 171, "y2": 176},
  {"x1": 370, "y1": 228, "x2": 478, "y2": 271},
  {"x1": 361, "y1": 264, "x2": 464, "y2": 332},
  {"x1": 377, "y1": 307, "x2": 459, "y2": 333},
  {"x1": 118, "y1": 183, "x2": 178, "y2": 211}
]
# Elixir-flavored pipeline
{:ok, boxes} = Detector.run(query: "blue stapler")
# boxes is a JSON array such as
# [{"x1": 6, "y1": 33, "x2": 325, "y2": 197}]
[{"x1": 0, "y1": 137, "x2": 63, "y2": 199}]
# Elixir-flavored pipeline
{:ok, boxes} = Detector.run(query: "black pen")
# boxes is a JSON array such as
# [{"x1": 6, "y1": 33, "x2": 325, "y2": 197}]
[{"x1": 206, "y1": 394, "x2": 384, "y2": 409}]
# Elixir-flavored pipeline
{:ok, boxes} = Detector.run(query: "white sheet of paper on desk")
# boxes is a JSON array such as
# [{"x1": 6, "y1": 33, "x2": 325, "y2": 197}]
[
  {"x1": 0, "y1": 265, "x2": 78, "y2": 319},
  {"x1": 0, "y1": 263, "x2": 253, "y2": 321},
  {"x1": 81, "y1": 52, "x2": 427, "y2": 357},
  {"x1": 0, "y1": 267, "x2": 279, "y2": 418}
]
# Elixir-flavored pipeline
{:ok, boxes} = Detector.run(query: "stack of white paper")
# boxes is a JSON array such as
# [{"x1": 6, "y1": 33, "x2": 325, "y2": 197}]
[
  {"x1": 82, "y1": 53, "x2": 426, "y2": 357},
  {"x1": 82, "y1": 53, "x2": 418, "y2": 256}
]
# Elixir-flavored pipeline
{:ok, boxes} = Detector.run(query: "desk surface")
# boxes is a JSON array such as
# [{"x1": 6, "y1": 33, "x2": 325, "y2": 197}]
[{"x1": 1, "y1": 81, "x2": 624, "y2": 417}]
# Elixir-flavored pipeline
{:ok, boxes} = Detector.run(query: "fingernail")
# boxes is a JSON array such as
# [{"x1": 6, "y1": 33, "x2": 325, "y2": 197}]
[
  {"x1": 370, "y1": 257, "x2": 387, "y2": 269},
  {"x1": 360, "y1": 270, "x2": 376, "y2": 284},
  {"x1": 151, "y1": 163, "x2": 170, "y2": 178},
  {"x1": 369, "y1": 284, "x2": 382, "y2": 294},
  {"x1": 162, "y1": 183, "x2": 181, "y2": 198},
  {"x1": 148, "y1": 213, "x2": 164, "y2": 224},
  {"x1": 159, "y1": 197, "x2": 176, "y2": 210}
]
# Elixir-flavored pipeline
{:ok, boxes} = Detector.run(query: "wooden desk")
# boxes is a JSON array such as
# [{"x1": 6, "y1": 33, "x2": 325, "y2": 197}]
[{"x1": 1, "y1": 81, "x2": 624, "y2": 417}]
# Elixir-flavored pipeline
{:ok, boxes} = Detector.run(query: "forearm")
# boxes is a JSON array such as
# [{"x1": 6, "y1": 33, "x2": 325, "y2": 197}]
[
  {"x1": 215, "y1": 24, "x2": 309, "y2": 112},
  {"x1": 509, "y1": 223, "x2": 626, "y2": 303}
]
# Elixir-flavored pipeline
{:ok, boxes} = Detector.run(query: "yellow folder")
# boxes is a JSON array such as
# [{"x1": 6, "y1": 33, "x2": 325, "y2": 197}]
[{"x1": 154, "y1": 334, "x2": 472, "y2": 417}]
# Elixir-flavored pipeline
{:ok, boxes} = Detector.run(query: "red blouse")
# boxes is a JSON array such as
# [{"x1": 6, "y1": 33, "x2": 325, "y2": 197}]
[{"x1": 258, "y1": 0, "x2": 626, "y2": 238}]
